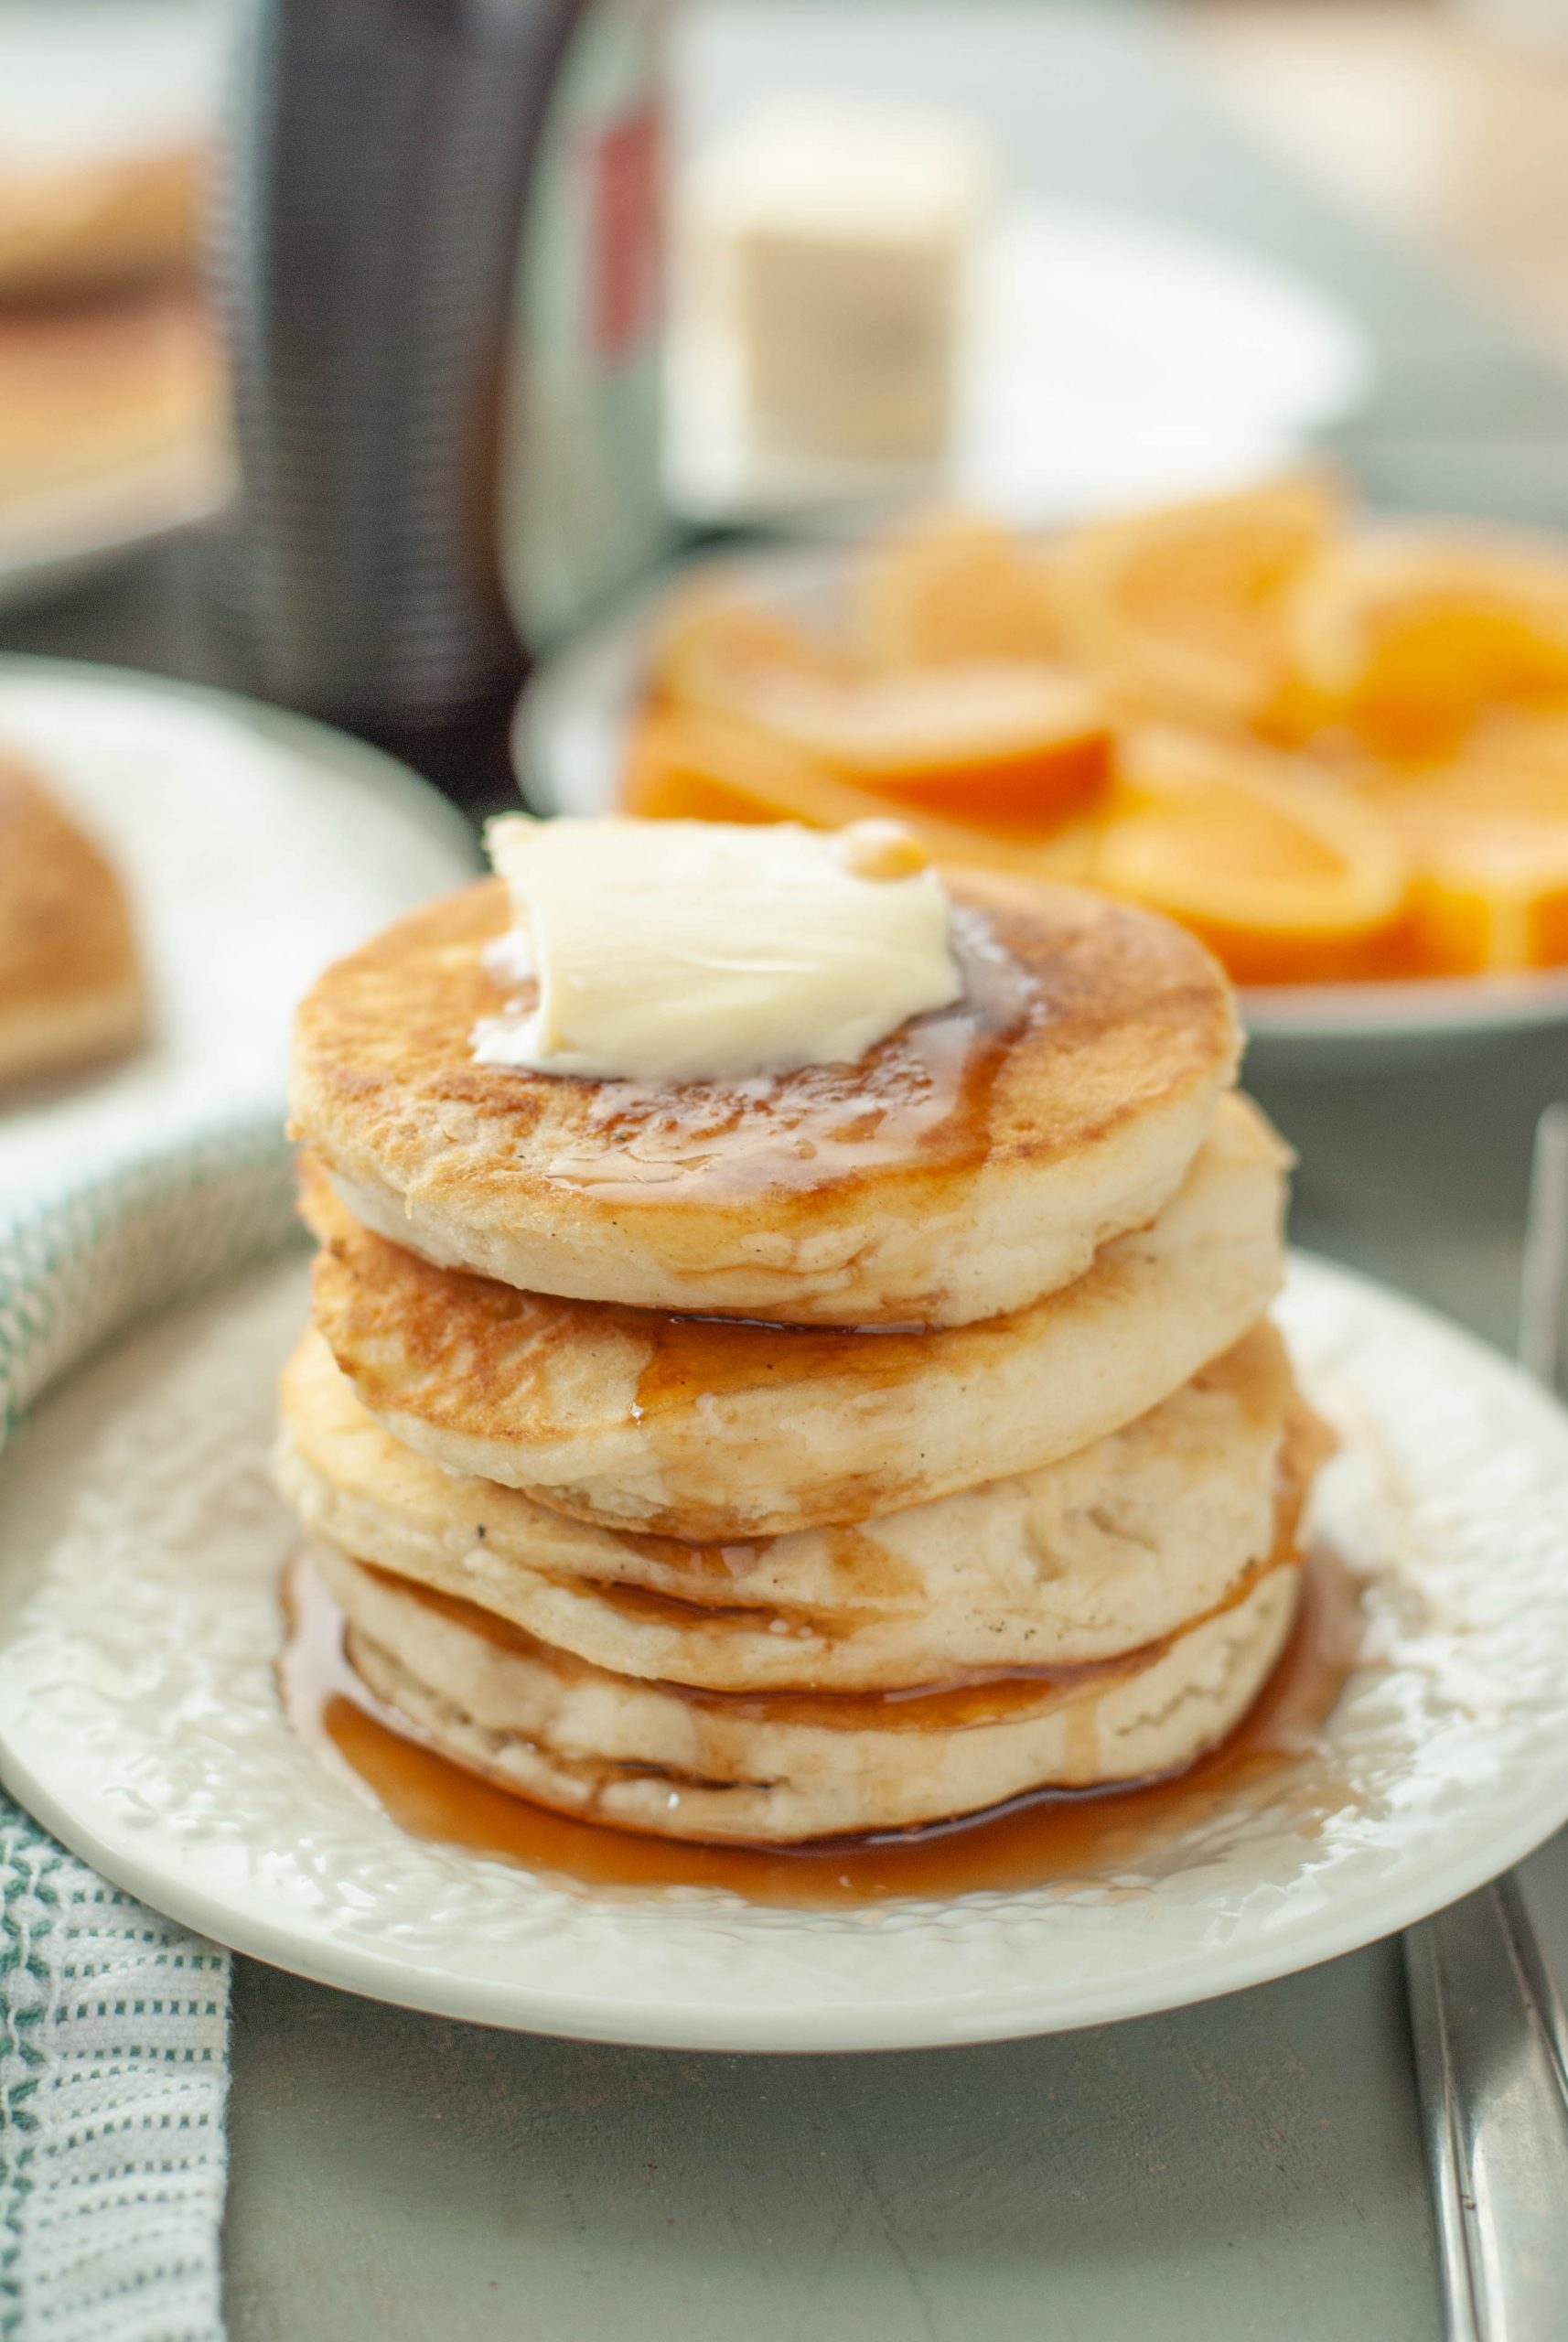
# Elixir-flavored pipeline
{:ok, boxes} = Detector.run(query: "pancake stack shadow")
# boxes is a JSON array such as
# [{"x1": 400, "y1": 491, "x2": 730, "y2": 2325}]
[{"x1": 274, "y1": 869, "x2": 1325, "y2": 1847}]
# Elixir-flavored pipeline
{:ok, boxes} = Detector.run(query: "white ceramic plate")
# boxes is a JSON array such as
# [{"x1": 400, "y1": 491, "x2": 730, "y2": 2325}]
[
  {"x1": 665, "y1": 199, "x2": 1370, "y2": 531},
  {"x1": 0, "y1": 660, "x2": 478, "y2": 1206},
  {"x1": 2, "y1": 1246, "x2": 1567, "y2": 2053},
  {"x1": 516, "y1": 547, "x2": 1568, "y2": 1075}
]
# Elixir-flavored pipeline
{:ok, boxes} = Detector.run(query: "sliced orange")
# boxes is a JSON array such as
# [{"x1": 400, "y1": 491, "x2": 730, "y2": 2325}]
[
  {"x1": 648, "y1": 573, "x2": 844, "y2": 713},
  {"x1": 850, "y1": 507, "x2": 1060, "y2": 670},
  {"x1": 1094, "y1": 726, "x2": 1410, "y2": 983},
  {"x1": 1404, "y1": 826, "x2": 1568, "y2": 976},
  {"x1": 1368, "y1": 753, "x2": 1568, "y2": 826},
  {"x1": 1371, "y1": 762, "x2": 1568, "y2": 973},
  {"x1": 1283, "y1": 529, "x2": 1568, "y2": 758},
  {"x1": 720, "y1": 662, "x2": 1112, "y2": 822},
  {"x1": 622, "y1": 706, "x2": 1101, "y2": 882},
  {"x1": 1047, "y1": 474, "x2": 1340, "y2": 736},
  {"x1": 1466, "y1": 708, "x2": 1568, "y2": 775}
]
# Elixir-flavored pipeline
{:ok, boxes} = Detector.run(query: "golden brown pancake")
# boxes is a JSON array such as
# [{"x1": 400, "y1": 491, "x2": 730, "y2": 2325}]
[
  {"x1": 318, "y1": 1540, "x2": 1304, "y2": 1842},
  {"x1": 290, "y1": 866, "x2": 1239, "y2": 1328},
  {"x1": 0, "y1": 290, "x2": 223, "y2": 508},
  {"x1": 0, "y1": 755, "x2": 146, "y2": 1090},
  {"x1": 0, "y1": 146, "x2": 200, "y2": 302},
  {"x1": 276, "y1": 1318, "x2": 1305, "y2": 1692},
  {"x1": 302, "y1": 1092, "x2": 1288, "y2": 1540}
]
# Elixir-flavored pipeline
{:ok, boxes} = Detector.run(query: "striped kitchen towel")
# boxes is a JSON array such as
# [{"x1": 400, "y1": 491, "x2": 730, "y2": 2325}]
[{"x1": 0, "y1": 1118, "x2": 296, "y2": 2342}]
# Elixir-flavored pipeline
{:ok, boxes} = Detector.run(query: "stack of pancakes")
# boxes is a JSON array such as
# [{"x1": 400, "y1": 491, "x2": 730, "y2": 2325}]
[{"x1": 277, "y1": 865, "x2": 1321, "y2": 1845}]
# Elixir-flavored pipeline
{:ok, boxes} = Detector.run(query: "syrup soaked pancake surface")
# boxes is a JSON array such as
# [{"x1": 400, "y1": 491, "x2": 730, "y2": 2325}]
[
  {"x1": 316, "y1": 1541, "x2": 1304, "y2": 1842},
  {"x1": 291, "y1": 867, "x2": 1239, "y2": 1327},
  {"x1": 277, "y1": 1321, "x2": 1303, "y2": 1692},
  {"x1": 303, "y1": 1092, "x2": 1287, "y2": 1539},
  {"x1": 0, "y1": 757, "x2": 145, "y2": 1090}
]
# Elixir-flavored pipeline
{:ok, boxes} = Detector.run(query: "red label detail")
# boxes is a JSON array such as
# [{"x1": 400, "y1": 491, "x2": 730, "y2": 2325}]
[{"x1": 589, "y1": 100, "x2": 663, "y2": 363}]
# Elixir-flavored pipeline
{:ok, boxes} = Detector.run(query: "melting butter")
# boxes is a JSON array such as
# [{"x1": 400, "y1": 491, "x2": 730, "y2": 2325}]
[{"x1": 473, "y1": 815, "x2": 961, "y2": 1083}]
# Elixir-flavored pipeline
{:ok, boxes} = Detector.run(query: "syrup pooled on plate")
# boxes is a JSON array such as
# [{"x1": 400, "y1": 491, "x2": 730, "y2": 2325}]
[{"x1": 278, "y1": 1546, "x2": 1364, "y2": 1910}]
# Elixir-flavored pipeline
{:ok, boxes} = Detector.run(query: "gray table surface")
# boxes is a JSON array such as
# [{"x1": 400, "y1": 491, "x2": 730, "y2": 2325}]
[{"x1": 10, "y1": 5, "x2": 1568, "y2": 2336}]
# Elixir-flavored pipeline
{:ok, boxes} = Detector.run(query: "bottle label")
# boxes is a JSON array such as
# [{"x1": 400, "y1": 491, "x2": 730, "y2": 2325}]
[
  {"x1": 499, "y1": 0, "x2": 670, "y2": 654},
  {"x1": 591, "y1": 96, "x2": 661, "y2": 362}
]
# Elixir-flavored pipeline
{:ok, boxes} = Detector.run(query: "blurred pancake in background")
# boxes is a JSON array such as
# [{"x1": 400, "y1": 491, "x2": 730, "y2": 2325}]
[
  {"x1": 0, "y1": 142, "x2": 199, "y2": 305},
  {"x1": 0, "y1": 293, "x2": 222, "y2": 508},
  {"x1": 0, "y1": 751, "x2": 146, "y2": 1091},
  {"x1": 0, "y1": 0, "x2": 228, "y2": 599},
  {"x1": 0, "y1": 662, "x2": 478, "y2": 1209},
  {"x1": 0, "y1": 0, "x2": 216, "y2": 293}
]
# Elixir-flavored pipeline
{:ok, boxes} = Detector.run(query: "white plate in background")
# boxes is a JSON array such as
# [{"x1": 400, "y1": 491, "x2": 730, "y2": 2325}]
[
  {"x1": 2, "y1": 1245, "x2": 1567, "y2": 2049},
  {"x1": 0, "y1": 660, "x2": 478, "y2": 1207},
  {"x1": 0, "y1": 0, "x2": 221, "y2": 172},
  {"x1": 666, "y1": 199, "x2": 1371, "y2": 531}
]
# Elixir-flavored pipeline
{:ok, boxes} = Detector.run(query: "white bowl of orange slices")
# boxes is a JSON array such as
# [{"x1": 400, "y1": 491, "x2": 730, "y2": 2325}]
[{"x1": 518, "y1": 477, "x2": 1568, "y2": 1069}]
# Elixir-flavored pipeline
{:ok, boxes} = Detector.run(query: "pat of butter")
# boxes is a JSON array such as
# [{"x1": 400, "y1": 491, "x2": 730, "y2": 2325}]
[{"x1": 473, "y1": 816, "x2": 961, "y2": 1084}]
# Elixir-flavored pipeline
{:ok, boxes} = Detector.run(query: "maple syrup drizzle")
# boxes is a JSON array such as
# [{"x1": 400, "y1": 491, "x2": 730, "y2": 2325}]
[
  {"x1": 628, "y1": 1305, "x2": 936, "y2": 1419},
  {"x1": 522, "y1": 908, "x2": 1036, "y2": 1204},
  {"x1": 278, "y1": 1544, "x2": 1364, "y2": 1909}
]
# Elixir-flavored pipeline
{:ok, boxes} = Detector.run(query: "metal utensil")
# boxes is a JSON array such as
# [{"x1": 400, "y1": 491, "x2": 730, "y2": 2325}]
[
  {"x1": 1404, "y1": 1101, "x2": 1568, "y2": 2340},
  {"x1": 1519, "y1": 1104, "x2": 1568, "y2": 1392}
]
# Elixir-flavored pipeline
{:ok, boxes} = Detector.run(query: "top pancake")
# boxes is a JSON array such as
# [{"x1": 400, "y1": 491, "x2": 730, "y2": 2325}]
[{"x1": 291, "y1": 865, "x2": 1239, "y2": 1327}]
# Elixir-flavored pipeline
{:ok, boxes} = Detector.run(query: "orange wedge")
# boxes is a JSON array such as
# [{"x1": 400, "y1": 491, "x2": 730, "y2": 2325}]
[
  {"x1": 1093, "y1": 726, "x2": 1410, "y2": 983},
  {"x1": 1466, "y1": 708, "x2": 1568, "y2": 776},
  {"x1": 851, "y1": 507, "x2": 1060, "y2": 670},
  {"x1": 648, "y1": 573, "x2": 844, "y2": 712},
  {"x1": 622, "y1": 706, "x2": 1101, "y2": 882},
  {"x1": 1404, "y1": 825, "x2": 1568, "y2": 975},
  {"x1": 1370, "y1": 762, "x2": 1568, "y2": 973},
  {"x1": 1048, "y1": 474, "x2": 1339, "y2": 736},
  {"x1": 719, "y1": 663, "x2": 1112, "y2": 822},
  {"x1": 1284, "y1": 530, "x2": 1568, "y2": 757},
  {"x1": 1368, "y1": 752, "x2": 1568, "y2": 826}
]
